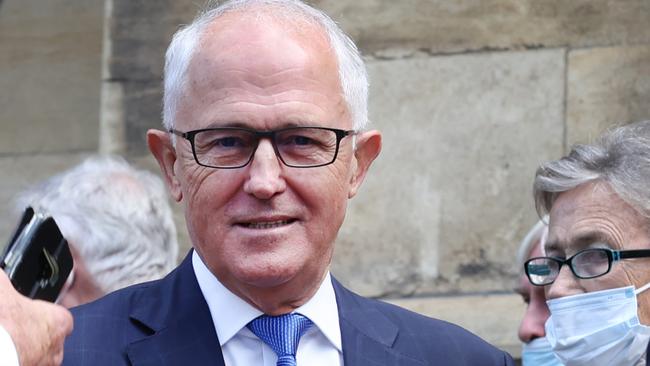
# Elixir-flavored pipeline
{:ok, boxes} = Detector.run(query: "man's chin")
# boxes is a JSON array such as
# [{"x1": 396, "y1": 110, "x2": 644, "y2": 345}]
[{"x1": 239, "y1": 267, "x2": 299, "y2": 289}]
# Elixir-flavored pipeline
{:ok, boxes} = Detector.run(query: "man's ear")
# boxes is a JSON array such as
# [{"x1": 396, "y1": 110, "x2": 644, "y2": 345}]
[
  {"x1": 348, "y1": 130, "x2": 382, "y2": 198},
  {"x1": 147, "y1": 129, "x2": 183, "y2": 201}
]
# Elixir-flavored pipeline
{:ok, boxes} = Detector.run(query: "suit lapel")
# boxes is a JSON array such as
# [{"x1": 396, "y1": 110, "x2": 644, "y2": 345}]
[
  {"x1": 333, "y1": 278, "x2": 426, "y2": 366},
  {"x1": 125, "y1": 252, "x2": 226, "y2": 366},
  {"x1": 121, "y1": 259, "x2": 426, "y2": 365}
]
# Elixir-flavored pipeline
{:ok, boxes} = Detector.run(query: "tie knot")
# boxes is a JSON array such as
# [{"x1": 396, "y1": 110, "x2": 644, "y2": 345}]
[{"x1": 247, "y1": 313, "x2": 313, "y2": 363}]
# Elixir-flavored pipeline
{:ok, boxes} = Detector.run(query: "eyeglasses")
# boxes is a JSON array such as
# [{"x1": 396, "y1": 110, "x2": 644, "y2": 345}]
[
  {"x1": 169, "y1": 126, "x2": 356, "y2": 169},
  {"x1": 525, "y1": 248, "x2": 650, "y2": 286}
]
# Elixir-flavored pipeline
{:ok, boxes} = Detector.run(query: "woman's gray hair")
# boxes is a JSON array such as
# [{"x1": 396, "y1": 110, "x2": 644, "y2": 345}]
[
  {"x1": 163, "y1": 0, "x2": 369, "y2": 131},
  {"x1": 15, "y1": 155, "x2": 179, "y2": 294},
  {"x1": 534, "y1": 120, "x2": 650, "y2": 219}
]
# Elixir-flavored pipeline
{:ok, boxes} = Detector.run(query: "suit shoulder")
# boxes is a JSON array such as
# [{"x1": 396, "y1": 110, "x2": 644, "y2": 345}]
[
  {"x1": 339, "y1": 288, "x2": 514, "y2": 365},
  {"x1": 63, "y1": 280, "x2": 162, "y2": 365},
  {"x1": 71, "y1": 279, "x2": 158, "y2": 317}
]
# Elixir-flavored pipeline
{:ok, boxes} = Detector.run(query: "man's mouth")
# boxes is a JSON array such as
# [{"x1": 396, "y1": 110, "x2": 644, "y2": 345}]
[{"x1": 240, "y1": 219, "x2": 296, "y2": 229}]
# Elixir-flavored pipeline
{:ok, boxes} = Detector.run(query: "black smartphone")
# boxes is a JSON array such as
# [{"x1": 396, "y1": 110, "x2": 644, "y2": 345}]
[{"x1": 1, "y1": 207, "x2": 73, "y2": 302}]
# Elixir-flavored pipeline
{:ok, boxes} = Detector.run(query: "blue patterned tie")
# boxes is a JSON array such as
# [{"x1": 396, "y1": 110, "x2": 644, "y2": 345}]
[{"x1": 247, "y1": 313, "x2": 313, "y2": 366}]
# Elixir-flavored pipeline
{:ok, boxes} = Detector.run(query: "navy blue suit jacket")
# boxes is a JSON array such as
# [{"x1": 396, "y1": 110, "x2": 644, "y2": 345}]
[{"x1": 63, "y1": 252, "x2": 514, "y2": 365}]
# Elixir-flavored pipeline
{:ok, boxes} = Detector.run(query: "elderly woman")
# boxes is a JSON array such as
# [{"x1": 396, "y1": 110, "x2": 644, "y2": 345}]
[
  {"x1": 515, "y1": 219, "x2": 563, "y2": 365},
  {"x1": 525, "y1": 120, "x2": 650, "y2": 366}
]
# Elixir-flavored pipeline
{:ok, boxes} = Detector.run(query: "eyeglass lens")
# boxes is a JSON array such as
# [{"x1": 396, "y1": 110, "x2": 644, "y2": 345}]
[
  {"x1": 526, "y1": 249, "x2": 611, "y2": 285},
  {"x1": 192, "y1": 128, "x2": 341, "y2": 168}
]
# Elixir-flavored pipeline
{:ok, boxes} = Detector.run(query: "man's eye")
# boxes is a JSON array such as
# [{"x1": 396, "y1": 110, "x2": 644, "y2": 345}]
[
  {"x1": 215, "y1": 137, "x2": 243, "y2": 147},
  {"x1": 280, "y1": 135, "x2": 317, "y2": 146},
  {"x1": 292, "y1": 135, "x2": 313, "y2": 145}
]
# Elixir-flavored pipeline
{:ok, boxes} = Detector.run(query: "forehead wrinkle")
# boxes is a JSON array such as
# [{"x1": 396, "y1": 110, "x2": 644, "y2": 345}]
[
  {"x1": 547, "y1": 222, "x2": 620, "y2": 255},
  {"x1": 548, "y1": 183, "x2": 633, "y2": 252},
  {"x1": 186, "y1": 85, "x2": 348, "y2": 128},
  {"x1": 195, "y1": 85, "x2": 342, "y2": 108},
  {"x1": 216, "y1": 66, "x2": 325, "y2": 85},
  {"x1": 571, "y1": 215, "x2": 628, "y2": 248},
  {"x1": 191, "y1": 65, "x2": 319, "y2": 90}
]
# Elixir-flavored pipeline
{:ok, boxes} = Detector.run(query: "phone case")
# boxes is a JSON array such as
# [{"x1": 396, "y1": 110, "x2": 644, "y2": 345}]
[{"x1": 1, "y1": 207, "x2": 73, "y2": 302}]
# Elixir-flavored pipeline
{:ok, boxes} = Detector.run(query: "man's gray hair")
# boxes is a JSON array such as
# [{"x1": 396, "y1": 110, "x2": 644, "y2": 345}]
[
  {"x1": 163, "y1": 0, "x2": 368, "y2": 131},
  {"x1": 515, "y1": 218, "x2": 548, "y2": 275},
  {"x1": 534, "y1": 120, "x2": 650, "y2": 219},
  {"x1": 16, "y1": 156, "x2": 179, "y2": 293}
]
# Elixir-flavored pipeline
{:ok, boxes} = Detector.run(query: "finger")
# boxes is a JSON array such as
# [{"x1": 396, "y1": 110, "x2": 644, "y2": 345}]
[
  {"x1": 0, "y1": 270, "x2": 13, "y2": 288},
  {"x1": 58, "y1": 307, "x2": 73, "y2": 335},
  {"x1": 52, "y1": 349, "x2": 64, "y2": 366}
]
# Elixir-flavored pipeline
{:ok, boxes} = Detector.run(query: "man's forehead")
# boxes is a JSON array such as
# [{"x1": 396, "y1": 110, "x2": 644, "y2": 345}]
[
  {"x1": 171, "y1": 5, "x2": 351, "y2": 132},
  {"x1": 199, "y1": 8, "x2": 329, "y2": 53},
  {"x1": 188, "y1": 12, "x2": 335, "y2": 86}
]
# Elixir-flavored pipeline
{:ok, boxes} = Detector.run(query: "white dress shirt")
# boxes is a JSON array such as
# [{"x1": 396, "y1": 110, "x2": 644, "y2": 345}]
[
  {"x1": 0, "y1": 325, "x2": 19, "y2": 366},
  {"x1": 192, "y1": 251, "x2": 344, "y2": 366}
]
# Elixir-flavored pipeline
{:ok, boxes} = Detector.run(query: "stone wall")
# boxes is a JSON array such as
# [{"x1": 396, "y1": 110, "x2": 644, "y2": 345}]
[
  {"x1": 1, "y1": 0, "x2": 649, "y2": 359},
  {"x1": 0, "y1": 0, "x2": 104, "y2": 243}
]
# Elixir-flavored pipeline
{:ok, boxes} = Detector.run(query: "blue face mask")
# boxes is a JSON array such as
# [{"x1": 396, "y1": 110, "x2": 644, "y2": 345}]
[
  {"x1": 545, "y1": 285, "x2": 650, "y2": 366},
  {"x1": 521, "y1": 337, "x2": 564, "y2": 366}
]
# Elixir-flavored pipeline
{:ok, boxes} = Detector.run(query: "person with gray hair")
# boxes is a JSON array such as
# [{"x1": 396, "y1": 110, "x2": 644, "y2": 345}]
[
  {"x1": 63, "y1": 0, "x2": 514, "y2": 365},
  {"x1": 524, "y1": 120, "x2": 650, "y2": 366},
  {"x1": 514, "y1": 218, "x2": 564, "y2": 366},
  {"x1": 514, "y1": 219, "x2": 548, "y2": 344},
  {"x1": 17, "y1": 155, "x2": 178, "y2": 308}
]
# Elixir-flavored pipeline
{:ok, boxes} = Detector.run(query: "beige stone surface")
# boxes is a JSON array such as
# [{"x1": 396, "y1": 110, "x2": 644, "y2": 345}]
[
  {"x1": 106, "y1": 0, "x2": 197, "y2": 81},
  {"x1": 566, "y1": 45, "x2": 650, "y2": 146},
  {"x1": 103, "y1": 1, "x2": 199, "y2": 154},
  {"x1": 333, "y1": 49, "x2": 565, "y2": 297},
  {"x1": 385, "y1": 293, "x2": 524, "y2": 357},
  {"x1": 313, "y1": 0, "x2": 650, "y2": 56},
  {"x1": 0, "y1": 0, "x2": 103, "y2": 155},
  {"x1": 102, "y1": 0, "x2": 650, "y2": 154},
  {"x1": 0, "y1": 153, "x2": 90, "y2": 247}
]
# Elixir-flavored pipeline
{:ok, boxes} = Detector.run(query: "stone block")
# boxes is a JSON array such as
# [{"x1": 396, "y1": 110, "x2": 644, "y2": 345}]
[
  {"x1": 566, "y1": 45, "x2": 650, "y2": 146},
  {"x1": 333, "y1": 49, "x2": 565, "y2": 297},
  {"x1": 105, "y1": 0, "x2": 200, "y2": 154},
  {"x1": 105, "y1": 0, "x2": 650, "y2": 155},
  {"x1": 0, "y1": 0, "x2": 103, "y2": 155},
  {"x1": 123, "y1": 81, "x2": 165, "y2": 155},
  {"x1": 385, "y1": 293, "x2": 524, "y2": 358},
  {"x1": 107, "y1": 0, "x2": 199, "y2": 81},
  {"x1": 313, "y1": 0, "x2": 650, "y2": 56}
]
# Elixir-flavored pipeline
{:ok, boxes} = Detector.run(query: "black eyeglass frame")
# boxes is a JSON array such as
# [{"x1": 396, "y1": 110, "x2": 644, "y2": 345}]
[
  {"x1": 169, "y1": 126, "x2": 356, "y2": 169},
  {"x1": 524, "y1": 248, "x2": 650, "y2": 286}
]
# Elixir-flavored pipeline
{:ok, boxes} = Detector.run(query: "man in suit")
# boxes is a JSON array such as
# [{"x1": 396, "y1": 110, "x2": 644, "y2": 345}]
[{"x1": 63, "y1": 0, "x2": 514, "y2": 364}]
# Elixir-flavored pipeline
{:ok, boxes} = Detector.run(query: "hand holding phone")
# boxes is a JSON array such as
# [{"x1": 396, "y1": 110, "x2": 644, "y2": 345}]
[{"x1": 0, "y1": 270, "x2": 73, "y2": 366}]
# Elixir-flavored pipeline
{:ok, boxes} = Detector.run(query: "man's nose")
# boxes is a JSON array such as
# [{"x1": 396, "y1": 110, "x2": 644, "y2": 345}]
[
  {"x1": 545, "y1": 265, "x2": 582, "y2": 300},
  {"x1": 518, "y1": 306, "x2": 547, "y2": 343},
  {"x1": 243, "y1": 139, "x2": 286, "y2": 199},
  {"x1": 518, "y1": 287, "x2": 551, "y2": 343}
]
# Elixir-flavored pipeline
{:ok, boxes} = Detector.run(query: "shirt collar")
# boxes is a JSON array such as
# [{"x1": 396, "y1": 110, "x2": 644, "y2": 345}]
[
  {"x1": 192, "y1": 251, "x2": 342, "y2": 351},
  {"x1": 295, "y1": 271, "x2": 342, "y2": 352}
]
